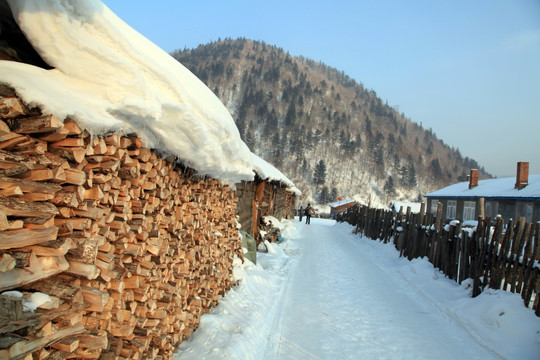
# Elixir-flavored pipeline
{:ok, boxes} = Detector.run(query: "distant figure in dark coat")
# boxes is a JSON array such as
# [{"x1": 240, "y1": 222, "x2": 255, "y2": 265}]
[
  {"x1": 298, "y1": 206, "x2": 303, "y2": 222},
  {"x1": 304, "y1": 204, "x2": 314, "y2": 224}
]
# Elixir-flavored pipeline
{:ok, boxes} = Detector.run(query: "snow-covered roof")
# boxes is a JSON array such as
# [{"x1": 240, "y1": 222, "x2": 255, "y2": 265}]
[
  {"x1": 328, "y1": 199, "x2": 356, "y2": 208},
  {"x1": 425, "y1": 175, "x2": 540, "y2": 201},
  {"x1": 251, "y1": 153, "x2": 300, "y2": 195},
  {"x1": 0, "y1": 0, "x2": 298, "y2": 193},
  {"x1": 391, "y1": 201, "x2": 422, "y2": 213}
]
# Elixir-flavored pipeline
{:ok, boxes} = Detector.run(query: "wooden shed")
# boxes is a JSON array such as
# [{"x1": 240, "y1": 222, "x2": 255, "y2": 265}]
[
  {"x1": 329, "y1": 199, "x2": 357, "y2": 219},
  {"x1": 235, "y1": 177, "x2": 296, "y2": 241}
]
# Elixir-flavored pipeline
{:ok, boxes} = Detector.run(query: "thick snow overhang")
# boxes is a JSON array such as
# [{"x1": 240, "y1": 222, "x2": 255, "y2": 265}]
[{"x1": 0, "y1": 0, "x2": 297, "y2": 192}]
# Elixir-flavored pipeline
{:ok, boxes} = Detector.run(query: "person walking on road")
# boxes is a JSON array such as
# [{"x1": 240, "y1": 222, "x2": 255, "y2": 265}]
[
  {"x1": 304, "y1": 204, "x2": 314, "y2": 224},
  {"x1": 298, "y1": 206, "x2": 303, "y2": 222}
]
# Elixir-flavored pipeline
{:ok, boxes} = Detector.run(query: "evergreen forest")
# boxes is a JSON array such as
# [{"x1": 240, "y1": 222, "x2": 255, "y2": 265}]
[{"x1": 172, "y1": 38, "x2": 489, "y2": 207}]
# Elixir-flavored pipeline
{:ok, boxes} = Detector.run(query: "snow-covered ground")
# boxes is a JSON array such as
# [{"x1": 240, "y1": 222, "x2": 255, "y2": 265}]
[{"x1": 174, "y1": 218, "x2": 540, "y2": 360}]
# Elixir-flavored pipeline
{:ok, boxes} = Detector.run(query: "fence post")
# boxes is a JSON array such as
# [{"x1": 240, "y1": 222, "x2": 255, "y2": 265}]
[
  {"x1": 491, "y1": 218, "x2": 513, "y2": 290},
  {"x1": 522, "y1": 222, "x2": 539, "y2": 312},
  {"x1": 431, "y1": 202, "x2": 444, "y2": 268},
  {"x1": 504, "y1": 217, "x2": 527, "y2": 292},
  {"x1": 472, "y1": 217, "x2": 488, "y2": 297},
  {"x1": 478, "y1": 197, "x2": 485, "y2": 220}
]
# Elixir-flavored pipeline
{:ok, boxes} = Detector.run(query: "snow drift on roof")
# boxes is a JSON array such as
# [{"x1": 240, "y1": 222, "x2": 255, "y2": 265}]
[
  {"x1": 425, "y1": 175, "x2": 540, "y2": 200},
  {"x1": 328, "y1": 199, "x2": 356, "y2": 208},
  {"x1": 250, "y1": 153, "x2": 301, "y2": 195},
  {"x1": 0, "y1": 0, "x2": 297, "y2": 192}
]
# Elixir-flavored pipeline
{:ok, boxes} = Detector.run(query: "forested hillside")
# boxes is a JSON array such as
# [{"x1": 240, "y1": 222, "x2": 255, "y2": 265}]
[{"x1": 172, "y1": 38, "x2": 489, "y2": 207}]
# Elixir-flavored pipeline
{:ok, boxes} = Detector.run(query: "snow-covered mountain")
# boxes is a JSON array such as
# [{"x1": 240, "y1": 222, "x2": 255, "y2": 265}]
[{"x1": 172, "y1": 39, "x2": 491, "y2": 208}]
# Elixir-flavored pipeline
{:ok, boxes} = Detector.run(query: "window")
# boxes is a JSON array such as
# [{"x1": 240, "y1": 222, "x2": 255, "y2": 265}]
[
  {"x1": 485, "y1": 201, "x2": 499, "y2": 219},
  {"x1": 430, "y1": 200, "x2": 439, "y2": 215},
  {"x1": 446, "y1": 200, "x2": 457, "y2": 220},
  {"x1": 463, "y1": 201, "x2": 476, "y2": 221},
  {"x1": 516, "y1": 202, "x2": 533, "y2": 223}
]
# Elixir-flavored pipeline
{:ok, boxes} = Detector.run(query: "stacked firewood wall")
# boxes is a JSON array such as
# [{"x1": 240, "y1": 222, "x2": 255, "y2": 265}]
[{"x1": 0, "y1": 96, "x2": 242, "y2": 359}]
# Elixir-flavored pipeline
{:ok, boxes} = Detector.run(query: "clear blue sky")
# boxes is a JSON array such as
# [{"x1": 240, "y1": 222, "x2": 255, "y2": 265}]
[{"x1": 104, "y1": 0, "x2": 540, "y2": 177}]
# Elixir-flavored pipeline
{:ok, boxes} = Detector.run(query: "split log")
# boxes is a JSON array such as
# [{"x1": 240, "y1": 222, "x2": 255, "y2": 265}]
[
  {"x1": 0, "y1": 177, "x2": 62, "y2": 194},
  {"x1": 10, "y1": 114, "x2": 63, "y2": 134},
  {"x1": 64, "y1": 168, "x2": 87, "y2": 185},
  {"x1": 19, "y1": 238, "x2": 75, "y2": 257},
  {"x1": 0, "y1": 227, "x2": 58, "y2": 250},
  {"x1": 22, "y1": 276, "x2": 83, "y2": 304},
  {"x1": 0, "y1": 97, "x2": 25, "y2": 118},
  {"x1": 16, "y1": 168, "x2": 54, "y2": 182},
  {"x1": 51, "y1": 336, "x2": 80, "y2": 352},
  {"x1": 50, "y1": 137, "x2": 85, "y2": 148},
  {"x1": 63, "y1": 118, "x2": 82, "y2": 135},
  {"x1": 0, "y1": 196, "x2": 58, "y2": 217},
  {"x1": 81, "y1": 287, "x2": 110, "y2": 312},
  {"x1": 0, "y1": 253, "x2": 16, "y2": 272},
  {"x1": 66, "y1": 260, "x2": 100, "y2": 280},
  {"x1": 0, "y1": 293, "x2": 23, "y2": 320},
  {"x1": 0, "y1": 133, "x2": 28, "y2": 150},
  {"x1": 0, "y1": 255, "x2": 69, "y2": 292},
  {"x1": 0, "y1": 323, "x2": 85, "y2": 360},
  {"x1": 39, "y1": 126, "x2": 70, "y2": 142},
  {"x1": 0, "y1": 185, "x2": 22, "y2": 196}
]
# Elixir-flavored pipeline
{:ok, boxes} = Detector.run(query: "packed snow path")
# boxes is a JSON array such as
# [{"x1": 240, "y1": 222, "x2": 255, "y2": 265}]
[{"x1": 262, "y1": 219, "x2": 498, "y2": 360}]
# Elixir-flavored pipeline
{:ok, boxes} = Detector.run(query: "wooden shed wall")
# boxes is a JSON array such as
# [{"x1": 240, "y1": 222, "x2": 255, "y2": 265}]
[{"x1": 235, "y1": 180, "x2": 296, "y2": 240}]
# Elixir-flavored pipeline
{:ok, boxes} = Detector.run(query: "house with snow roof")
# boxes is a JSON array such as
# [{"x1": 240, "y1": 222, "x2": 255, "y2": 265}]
[
  {"x1": 329, "y1": 199, "x2": 357, "y2": 219},
  {"x1": 425, "y1": 162, "x2": 539, "y2": 223}
]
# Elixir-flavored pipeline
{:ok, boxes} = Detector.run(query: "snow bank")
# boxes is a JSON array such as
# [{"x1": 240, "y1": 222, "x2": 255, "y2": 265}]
[
  {"x1": 1, "y1": 0, "x2": 298, "y2": 191},
  {"x1": 359, "y1": 229, "x2": 540, "y2": 360}
]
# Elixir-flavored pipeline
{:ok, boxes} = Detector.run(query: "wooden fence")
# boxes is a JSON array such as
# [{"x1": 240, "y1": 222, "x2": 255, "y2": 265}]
[{"x1": 338, "y1": 204, "x2": 540, "y2": 316}]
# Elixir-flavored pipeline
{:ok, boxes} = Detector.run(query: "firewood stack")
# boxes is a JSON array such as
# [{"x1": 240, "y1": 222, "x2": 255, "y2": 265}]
[{"x1": 0, "y1": 96, "x2": 243, "y2": 359}]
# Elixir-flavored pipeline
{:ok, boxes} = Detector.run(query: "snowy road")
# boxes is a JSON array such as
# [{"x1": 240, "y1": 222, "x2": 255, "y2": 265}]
[
  {"x1": 262, "y1": 219, "x2": 498, "y2": 359},
  {"x1": 174, "y1": 218, "x2": 539, "y2": 360}
]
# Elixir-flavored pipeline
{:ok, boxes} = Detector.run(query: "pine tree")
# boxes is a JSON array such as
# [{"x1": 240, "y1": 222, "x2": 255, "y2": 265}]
[
  {"x1": 383, "y1": 176, "x2": 396, "y2": 198},
  {"x1": 284, "y1": 103, "x2": 296, "y2": 128},
  {"x1": 319, "y1": 186, "x2": 329, "y2": 203},
  {"x1": 407, "y1": 162, "x2": 417, "y2": 188},
  {"x1": 313, "y1": 159, "x2": 327, "y2": 186},
  {"x1": 330, "y1": 187, "x2": 338, "y2": 202}
]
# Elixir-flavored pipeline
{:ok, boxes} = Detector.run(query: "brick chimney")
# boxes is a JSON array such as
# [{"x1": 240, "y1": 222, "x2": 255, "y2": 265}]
[
  {"x1": 469, "y1": 169, "x2": 479, "y2": 189},
  {"x1": 515, "y1": 161, "x2": 529, "y2": 189}
]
